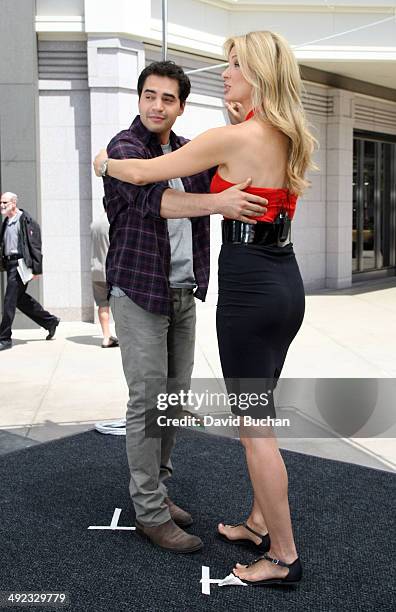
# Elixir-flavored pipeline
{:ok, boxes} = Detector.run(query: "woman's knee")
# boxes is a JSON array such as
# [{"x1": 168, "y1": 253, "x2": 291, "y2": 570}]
[{"x1": 240, "y1": 430, "x2": 277, "y2": 453}]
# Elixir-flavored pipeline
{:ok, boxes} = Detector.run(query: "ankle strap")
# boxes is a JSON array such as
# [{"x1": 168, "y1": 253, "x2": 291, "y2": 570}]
[
  {"x1": 243, "y1": 522, "x2": 266, "y2": 539},
  {"x1": 263, "y1": 553, "x2": 298, "y2": 568},
  {"x1": 247, "y1": 553, "x2": 297, "y2": 569},
  {"x1": 263, "y1": 554, "x2": 288, "y2": 568}
]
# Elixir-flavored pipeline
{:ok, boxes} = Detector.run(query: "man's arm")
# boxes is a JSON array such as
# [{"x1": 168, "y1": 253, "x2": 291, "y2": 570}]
[
  {"x1": 106, "y1": 138, "x2": 168, "y2": 219},
  {"x1": 161, "y1": 178, "x2": 267, "y2": 224},
  {"x1": 27, "y1": 218, "x2": 43, "y2": 275}
]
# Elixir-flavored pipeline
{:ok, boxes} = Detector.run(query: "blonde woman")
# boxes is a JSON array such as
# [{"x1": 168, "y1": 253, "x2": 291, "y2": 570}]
[{"x1": 94, "y1": 31, "x2": 316, "y2": 586}]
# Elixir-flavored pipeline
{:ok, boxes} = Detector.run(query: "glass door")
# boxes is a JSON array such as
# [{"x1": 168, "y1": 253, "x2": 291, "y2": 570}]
[{"x1": 353, "y1": 133, "x2": 396, "y2": 275}]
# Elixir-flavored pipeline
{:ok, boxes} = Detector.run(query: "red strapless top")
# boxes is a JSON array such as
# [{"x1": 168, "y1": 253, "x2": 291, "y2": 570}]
[{"x1": 210, "y1": 171, "x2": 297, "y2": 223}]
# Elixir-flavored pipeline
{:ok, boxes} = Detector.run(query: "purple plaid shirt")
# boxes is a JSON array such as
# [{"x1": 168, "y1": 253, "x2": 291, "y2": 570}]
[{"x1": 104, "y1": 116, "x2": 215, "y2": 316}]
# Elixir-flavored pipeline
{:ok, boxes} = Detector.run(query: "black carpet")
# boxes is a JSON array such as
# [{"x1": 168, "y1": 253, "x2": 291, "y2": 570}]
[{"x1": 0, "y1": 428, "x2": 395, "y2": 612}]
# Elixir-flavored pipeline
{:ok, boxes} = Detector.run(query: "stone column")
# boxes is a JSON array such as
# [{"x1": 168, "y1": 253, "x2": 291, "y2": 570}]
[
  {"x1": 87, "y1": 37, "x2": 145, "y2": 220},
  {"x1": 0, "y1": 0, "x2": 42, "y2": 327},
  {"x1": 325, "y1": 89, "x2": 355, "y2": 289}
]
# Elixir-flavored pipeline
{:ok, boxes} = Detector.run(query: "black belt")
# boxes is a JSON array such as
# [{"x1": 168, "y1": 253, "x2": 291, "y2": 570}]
[
  {"x1": 4, "y1": 254, "x2": 22, "y2": 261},
  {"x1": 222, "y1": 220, "x2": 291, "y2": 246}
]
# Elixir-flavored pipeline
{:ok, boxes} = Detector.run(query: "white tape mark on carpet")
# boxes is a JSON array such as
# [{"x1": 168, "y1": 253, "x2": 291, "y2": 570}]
[
  {"x1": 88, "y1": 508, "x2": 136, "y2": 531},
  {"x1": 200, "y1": 566, "x2": 247, "y2": 594}
]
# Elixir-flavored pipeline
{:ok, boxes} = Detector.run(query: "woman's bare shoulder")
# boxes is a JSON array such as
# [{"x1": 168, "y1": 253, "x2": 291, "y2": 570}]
[
  {"x1": 191, "y1": 124, "x2": 242, "y2": 158},
  {"x1": 200, "y1": 124, "x2": 240, "y2": 141},
  {"x1": 212, "y1": 121, "x2": 258, "y2": 147},
  {"x1": 196, "y1": 121, "x2": 283, "y2": 157},
  {"x1": 240, "y1": 119, "x2": 289, "y2": 152}
]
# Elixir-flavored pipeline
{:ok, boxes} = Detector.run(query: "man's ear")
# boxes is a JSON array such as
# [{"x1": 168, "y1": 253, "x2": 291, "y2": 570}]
[{"x1": 178, "y1": 102, "x2": 186, "y2": 117}]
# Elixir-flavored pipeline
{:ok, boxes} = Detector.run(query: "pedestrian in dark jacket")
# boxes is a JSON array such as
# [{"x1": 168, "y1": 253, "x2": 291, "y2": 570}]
[{"x1": 0, "y1": 192, "x2": 60, "y2": 351}]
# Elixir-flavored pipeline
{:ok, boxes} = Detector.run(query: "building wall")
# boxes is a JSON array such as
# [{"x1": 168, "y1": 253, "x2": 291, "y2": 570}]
[
  {"x1": 354, "y1": 95, "x2": 396, "y2": 136},
  {"x1": 38, "y1": 41, "x2": 93, "y2": 320},
  {"x1": 0, "y1": 0, "x2": 42, "y2": 328}
]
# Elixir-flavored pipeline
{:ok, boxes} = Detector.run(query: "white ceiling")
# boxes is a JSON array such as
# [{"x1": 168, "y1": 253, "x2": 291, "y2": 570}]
[
  {"x1": 208, "y1": 0, "x2": 396, "y2": 6},
  {"x1": 300, "y1": 59, "x2": 396, "y2": 90}
]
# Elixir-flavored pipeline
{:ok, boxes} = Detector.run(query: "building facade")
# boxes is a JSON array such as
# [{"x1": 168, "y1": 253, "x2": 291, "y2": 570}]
[{"x1": 1, "y1": 0, "x2": 395, "y2": 323}]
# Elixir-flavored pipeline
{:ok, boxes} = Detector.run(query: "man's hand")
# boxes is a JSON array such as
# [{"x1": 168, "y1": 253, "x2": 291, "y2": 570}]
[
  {"x1": 225, "y1": 102, "x2": 246, "y2": 125},
  {"x1": 32, "y1": 274, "x2": 40, "y2": 280},
  {"x1": 213, "y1": 178, "x2": 268, "y2": 224}
]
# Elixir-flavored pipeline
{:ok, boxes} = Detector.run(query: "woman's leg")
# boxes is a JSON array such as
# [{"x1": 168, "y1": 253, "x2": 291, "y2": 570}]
[
  {"x1": 218, "y1": 496, "x2": 268, "y2": 544},
  {"x1": 233, "y1": 427, "x2": 298, "y2": 581},
  {"x1": 218, "y1": 425, "x2": 268, "y2": 542}
]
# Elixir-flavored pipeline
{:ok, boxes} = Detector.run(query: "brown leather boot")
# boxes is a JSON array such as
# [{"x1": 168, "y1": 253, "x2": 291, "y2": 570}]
[
  {"x1": 164, "y1": 497, "x2": 193, "y2": 527},
  {"x1": 135, "y1": 518, "x2": 203, "y2": 553}
]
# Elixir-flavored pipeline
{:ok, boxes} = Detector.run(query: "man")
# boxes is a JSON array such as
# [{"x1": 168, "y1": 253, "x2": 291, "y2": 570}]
[
  {"x1": 102, "y1": 61, "x2": 267, "y2": 553},
  {"x1": 0, "y1": 192, "x2": 59, "y2": 351},
  {"x1": 90, "y1": 197, "x2": 118, "y2": 348}
]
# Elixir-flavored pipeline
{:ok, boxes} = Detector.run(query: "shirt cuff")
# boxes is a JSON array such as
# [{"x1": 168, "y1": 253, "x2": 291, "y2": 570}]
[{"x1": 143, "y1": 182, "x2": 169, "y2": 219}]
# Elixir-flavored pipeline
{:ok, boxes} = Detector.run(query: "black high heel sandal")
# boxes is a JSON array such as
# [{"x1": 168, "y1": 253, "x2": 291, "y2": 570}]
[
  {"x1": 218, "y1": 521, "x2": 271, "y2": 553},
  {"x1": 234, "y1": 552, "x2": 302, "y2": 587}
]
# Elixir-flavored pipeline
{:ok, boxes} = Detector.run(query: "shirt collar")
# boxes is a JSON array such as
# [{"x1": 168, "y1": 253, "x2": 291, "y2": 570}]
[
  {"x1": 129, "y1": 115, "x2": 180, "y2": 150},
  {"x1": 7, "y1": 210, "x2": 22, "y2": 226}
]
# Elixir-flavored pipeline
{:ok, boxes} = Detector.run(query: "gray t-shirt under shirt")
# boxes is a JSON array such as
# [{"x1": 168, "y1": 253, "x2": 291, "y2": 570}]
[{"x1": 161, "y1": 143, "x2": 195, "y2": 289}]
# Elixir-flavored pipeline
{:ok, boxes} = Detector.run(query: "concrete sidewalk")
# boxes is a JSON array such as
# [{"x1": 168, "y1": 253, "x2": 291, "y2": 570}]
[{"x1": 0, "y1": 277, "x2": 395, "y2": 471}]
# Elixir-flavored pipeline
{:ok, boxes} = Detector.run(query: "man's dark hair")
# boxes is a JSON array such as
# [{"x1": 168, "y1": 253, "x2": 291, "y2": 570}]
[{"x1": 137, "y1": 61, "x2": 191, "y2": 105}]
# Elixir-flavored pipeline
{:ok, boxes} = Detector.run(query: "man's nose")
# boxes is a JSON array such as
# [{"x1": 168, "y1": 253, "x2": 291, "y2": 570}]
[{"x1": 152, "y1": 98, "x2": 165, "y2": 111}]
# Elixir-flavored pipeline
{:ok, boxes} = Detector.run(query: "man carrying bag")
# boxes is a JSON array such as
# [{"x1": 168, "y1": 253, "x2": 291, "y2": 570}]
[{"x1": 0, "y1": 192, "x2": 59, "y2": 351}]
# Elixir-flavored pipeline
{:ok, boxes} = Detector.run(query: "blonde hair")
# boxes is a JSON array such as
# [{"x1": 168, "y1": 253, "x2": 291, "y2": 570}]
[{"x1": 224, "y1": 31, "x2": 317, "y2": 195}]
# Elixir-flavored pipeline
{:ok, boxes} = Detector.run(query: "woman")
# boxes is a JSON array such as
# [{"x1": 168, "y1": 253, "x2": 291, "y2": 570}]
[{"x1": 94, "y1": 30, "x2": 316, "y2": 586}]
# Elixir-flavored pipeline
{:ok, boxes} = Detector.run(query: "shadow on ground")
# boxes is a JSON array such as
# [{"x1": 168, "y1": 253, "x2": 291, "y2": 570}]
[{"x1": 66, "y1": 335, "x2": 105, "y2": 347}]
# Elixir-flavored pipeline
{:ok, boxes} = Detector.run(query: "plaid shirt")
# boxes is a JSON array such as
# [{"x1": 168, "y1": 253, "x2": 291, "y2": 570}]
[{"x1": 104, "y1": 116, "x2": 214, "y2": 316}]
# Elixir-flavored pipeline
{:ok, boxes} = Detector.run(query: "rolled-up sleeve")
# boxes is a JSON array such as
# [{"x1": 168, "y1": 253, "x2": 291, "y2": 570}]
[{"x1": 107, "y1": 139, "x2": 168, "y2": 219}]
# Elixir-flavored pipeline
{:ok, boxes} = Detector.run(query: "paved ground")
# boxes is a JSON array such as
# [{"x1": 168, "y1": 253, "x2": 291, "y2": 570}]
[{"x1": 1, "y1": 277, "x2": 395, "y2": 471}]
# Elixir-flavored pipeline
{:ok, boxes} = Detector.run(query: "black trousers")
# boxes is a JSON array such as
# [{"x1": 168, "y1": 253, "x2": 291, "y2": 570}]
[{"x1": 0, "y1": 262, "x2": 56, "y2": 341}]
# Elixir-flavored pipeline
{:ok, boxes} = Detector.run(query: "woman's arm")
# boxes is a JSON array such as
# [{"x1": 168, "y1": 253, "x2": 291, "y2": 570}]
[{"x1": 94, "y1": 127, "x2": 233, "y2": 185}]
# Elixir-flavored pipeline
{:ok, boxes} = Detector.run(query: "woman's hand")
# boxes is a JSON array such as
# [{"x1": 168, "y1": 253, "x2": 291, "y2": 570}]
[
  {"x1": 93, "y1": 149, "x2": 108, "y2": 177},
  {"x1": 225, "y1": 102, "x2": 246, "y2": 125}
]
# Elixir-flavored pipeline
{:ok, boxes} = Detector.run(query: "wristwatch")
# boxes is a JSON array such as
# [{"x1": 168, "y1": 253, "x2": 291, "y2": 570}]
[{"x1": 99, "y1": 159, "x2": 109, "y2": 177}]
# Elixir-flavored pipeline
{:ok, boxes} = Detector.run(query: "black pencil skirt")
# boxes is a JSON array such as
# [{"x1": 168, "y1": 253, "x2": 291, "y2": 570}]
[{"x1": 216, "y1": 242, "x2": 305, "y2": 418}]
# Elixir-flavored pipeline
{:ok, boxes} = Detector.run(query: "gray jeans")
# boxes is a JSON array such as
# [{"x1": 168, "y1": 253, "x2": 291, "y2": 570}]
[{"x1": 110, "y1": 289, "x2": 196, "y2": 527}]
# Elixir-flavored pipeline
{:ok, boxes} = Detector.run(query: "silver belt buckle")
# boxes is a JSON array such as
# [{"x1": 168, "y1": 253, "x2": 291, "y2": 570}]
[
  {"x1": 274, "y1": 212, "x2": 291, "y2": 247},
  {"x1": 277, "y1": 229, "x2": 291, "y2": 247}
]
